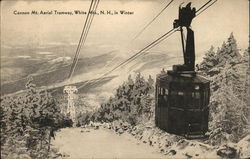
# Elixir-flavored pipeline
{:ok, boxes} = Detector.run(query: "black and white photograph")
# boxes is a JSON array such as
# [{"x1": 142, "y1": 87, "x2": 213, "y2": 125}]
[{"x1": 1, "y1": 0, "x2": 249, "y2": 158}]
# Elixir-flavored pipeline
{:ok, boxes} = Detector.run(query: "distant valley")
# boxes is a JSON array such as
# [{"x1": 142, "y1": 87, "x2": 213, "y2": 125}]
[{"x1": 1, "y1": 44, "x2": 182, "y2": 95}]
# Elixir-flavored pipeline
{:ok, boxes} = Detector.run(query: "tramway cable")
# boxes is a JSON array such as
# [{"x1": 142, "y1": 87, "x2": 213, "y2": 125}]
[
  {"x1": 196, "y1": 0, "x2": 217, "y2": 17},
  {"x1": 104, "y1": 28, "x2": 177, "y2": 76},
  {"x1": 50, "y1": 0, "x2": 100, "y2": 94},
  {"x1": 77, "y1": 28, "x2": 177, "y2": 90},
  {"x1": 68, "y1": 0, "x2": 100, "y2": 80},
  {"x1": 68, "y1": 0, "x2": 95, "y2": 79},
  {"x1": 77, "y1": 30, "x2": 177, "y2": 89},
  {"x1": 69, "y1": 0, "x2": 100, "y2": 79},
  {"x1": 63, "y1": 0, "x2": 100, "y2": 125},
  {"x1": 196, "y1": 0, "x2": 213, "y2": 13},
  {"x1": 132, "y1": 0, "x2": 175, "y2": 41}
]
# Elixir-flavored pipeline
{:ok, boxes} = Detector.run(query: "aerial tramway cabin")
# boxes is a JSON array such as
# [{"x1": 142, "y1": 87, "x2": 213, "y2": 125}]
[
  {"x1": 155, "y1": 2, "x2": 210, "y2": 138},
  {"x1": 155, "y1": 72, "x2": 210, "y2": 137}
]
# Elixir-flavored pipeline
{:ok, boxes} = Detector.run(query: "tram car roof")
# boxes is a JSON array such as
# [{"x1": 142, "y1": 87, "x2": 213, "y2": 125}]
[{"x1": 156, "y1": 72, "x2": 210, "y2": 89}]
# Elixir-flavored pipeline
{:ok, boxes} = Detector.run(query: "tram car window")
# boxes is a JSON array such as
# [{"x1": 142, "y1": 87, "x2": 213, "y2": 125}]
[{"x1": 155, "y1": 74, "x2": 210, "y2": 138}]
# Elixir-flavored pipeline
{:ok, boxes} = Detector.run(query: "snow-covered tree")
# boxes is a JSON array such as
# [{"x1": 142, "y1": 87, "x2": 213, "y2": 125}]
[
  {"x1": 88, "y1": 73, "x2": 155, "y2": 126},
  {"x1": 217, "y1": 33, "x2": 241, "y2": 67},
  {"x1": 200, "y1": 33, "x2": 249, "y2": 144},
  {"x1": 1, "y1": 77, "x2": 71, "y2": 158},
  {"x1": 199, "y1": 46, "x2": 219, "y2": 76}
]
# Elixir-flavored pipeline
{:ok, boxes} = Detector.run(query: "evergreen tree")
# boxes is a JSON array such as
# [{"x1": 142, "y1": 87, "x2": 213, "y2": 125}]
[
  {"x1": 209, "y1": 79, "x2": 246, "y2": 144},
  {"x1": 241, "y1": 48, "x2": 250, "y2": 121},
  {"x1": 217, "y1": 33, "x2": 241, "y2": 67},
  {"x1": 1, "y1": 76, "x2": 71, "y2": 158},
  {"x1": 242, "y1": 48, "x2": 250, "y2": 65},
  {"x1": 200, "y1": 33, "x2": 249, "y2": 144},
  {"x1": 199, "y1": 46, "x2": 219, "y2": 76},
  {"x1": 89, "y1": 73, "x2": 155, "y2": 126}
]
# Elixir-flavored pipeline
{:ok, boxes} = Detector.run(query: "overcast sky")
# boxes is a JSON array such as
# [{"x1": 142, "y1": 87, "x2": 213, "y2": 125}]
[{"x1": 1, "y1": 0, "x2": 249, "y2": 57}]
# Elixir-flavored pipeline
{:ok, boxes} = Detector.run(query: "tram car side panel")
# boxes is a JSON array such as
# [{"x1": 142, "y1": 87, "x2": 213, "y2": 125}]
[{"x1": 155, "y1": 73, "x2": 210, "y2": 137}]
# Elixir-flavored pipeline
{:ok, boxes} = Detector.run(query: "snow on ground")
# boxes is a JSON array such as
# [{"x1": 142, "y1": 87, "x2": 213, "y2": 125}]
[
  {"x1": 51, "y1": 127, "x2": 166, "y2": 159},
  {"x1": 236, "y1": 135, "x2": 250, "y2": 158},
  {"x1": 51, "y1": 122, "x2": 250, "y2": 159}
]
